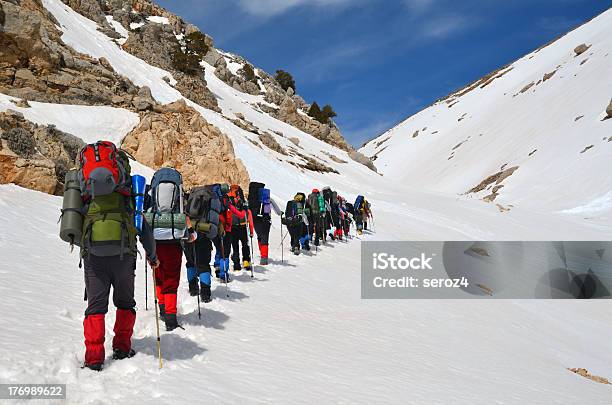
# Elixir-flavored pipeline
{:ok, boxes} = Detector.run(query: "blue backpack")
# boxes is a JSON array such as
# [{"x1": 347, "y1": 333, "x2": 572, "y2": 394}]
[
  {"x1": 249, "y1": 181, "x2": 271, "y2": 217},
  {"x1": 354, "y1": 195, "x2": 364, "y2": 211}
]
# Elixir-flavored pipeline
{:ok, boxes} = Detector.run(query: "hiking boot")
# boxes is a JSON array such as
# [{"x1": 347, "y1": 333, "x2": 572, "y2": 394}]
[
  {"x1": 165, "y1": 314, "x2": 180, "y2": 331},
  {"x1": 112, "y1": 348, "x2": 135, "y2": 360},
  {"x1": 243, "y1": 260, "x2": 252, "y2": 270},
  {"x1": 260, "y1": 257, "x2": 269, "y2": 265},
  {"x1": 233, "y1": 262, "x2": 242, "y2": 271},
  {"x1": 292, "y1": 247, "x2": 300, "y2": 256},
  {"x1": 83, "y1": 362, "x2": 103, "y2": 371},
  {"x1": 304, "y1": 241, "x2": 311, "y2": 251},
  {"x1": 159, "y1": 304, "x2": 166, "y2": 322},
  {"x1": 188, "y1": 279, "x2": 199, "y2": 297},
  {"x1": 200, "y1": 282, "x2": 212, "y2": 303}
]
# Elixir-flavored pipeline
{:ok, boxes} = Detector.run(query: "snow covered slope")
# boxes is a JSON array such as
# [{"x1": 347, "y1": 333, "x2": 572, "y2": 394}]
[
  {"x1": 0, "y1": 1, "x2": 611, "y2": 404},
  {"x1": 1, "y1": 185, "x2": 612, "y2": 404},
  {"x1": 361, "y1": 9, "x2": 612, "y2": 218},
  {"x1": 35, "y1": 0, "x2": 611, "y2": 239}
]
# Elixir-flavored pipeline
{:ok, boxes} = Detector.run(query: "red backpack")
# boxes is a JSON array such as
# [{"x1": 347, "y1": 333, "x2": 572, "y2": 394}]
[{"x1": 78, "y1": 141, "x2": 130, "y2": 200}]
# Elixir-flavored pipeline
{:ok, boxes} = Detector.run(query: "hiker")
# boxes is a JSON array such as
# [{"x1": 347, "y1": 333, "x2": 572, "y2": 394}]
[
  {"x1": 184, "y1": 184, "x2": 222, "y2": 303},
  {"x1": 307, "y1": 188, "x2": 325, "y2": 247},
  {"x1": 215, "y1": 184, "x2": 247, "y2": 282},
  {"x1": 228, "y1": 184, "x2": 253, "y2": 271},
  {"x1": 146, "y1": 168, "x2": 195, "y2": 331},
  {"x1": 363, "y1": 198, "x2": 372, "y2": 231},
  {"x1": 342, "y1": 198, "x2": 353, "y2": 237},
  {"x1": 354, "y1": 195, "x2": 366, "y2": 235},
  {"x1": 329, "y1": 191, "x2": 343, "y2": 241},
  {"x1": 283, "y1": 192, "x2": 308, "y2": 255},
  {"x1": 248, "y1": 182, "x2": 282, "y2": 265},
  {"x1": 321, "y1": 187, "x2": 334, "y2": 242},
  {"x1": 67, "y1": 141, "x2": 159, "y2": 371},
  {"x1": 299, "y1": 192, "x2": 312, "y2": 251}
]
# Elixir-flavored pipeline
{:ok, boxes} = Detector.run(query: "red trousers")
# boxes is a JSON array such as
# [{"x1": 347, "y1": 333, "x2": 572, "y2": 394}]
[{"x1": 154, "y1": 243, "x2": 183, "y2": 315}]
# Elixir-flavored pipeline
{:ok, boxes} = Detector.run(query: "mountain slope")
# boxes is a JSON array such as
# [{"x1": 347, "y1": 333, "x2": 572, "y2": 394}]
[
  {"x1": 361, "y1": 9, "x2": 612, "y2": 217},
  {"x1": 0, "y1": 2, "x2": 611, "y2": 404}
]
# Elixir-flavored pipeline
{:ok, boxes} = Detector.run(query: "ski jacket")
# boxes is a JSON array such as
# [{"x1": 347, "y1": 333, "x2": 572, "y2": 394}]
[{"x1": 219, "y1": 201, "x2": 247, "y2": 233}]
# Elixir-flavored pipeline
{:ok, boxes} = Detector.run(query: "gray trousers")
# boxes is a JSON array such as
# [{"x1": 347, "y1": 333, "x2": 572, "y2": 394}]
[{"x1": 84, "y1": 254, "x2": 136, "y2": 316}]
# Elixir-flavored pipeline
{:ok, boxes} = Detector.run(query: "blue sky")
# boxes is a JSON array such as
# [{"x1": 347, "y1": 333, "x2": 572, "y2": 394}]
[{"x1": 157, "y1": 0, "x2": 610, "y2": 147}]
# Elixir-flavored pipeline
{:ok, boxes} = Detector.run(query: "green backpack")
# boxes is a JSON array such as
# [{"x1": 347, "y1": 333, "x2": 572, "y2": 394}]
[
  {"x1": 80, "y1": 149, "x2": 137, "y2": 259},
  {"x1": 317, "y1": 194, "x2": 325, "y2": 213}
]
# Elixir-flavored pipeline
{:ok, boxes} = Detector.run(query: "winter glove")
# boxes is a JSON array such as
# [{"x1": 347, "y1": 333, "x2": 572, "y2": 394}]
[{"x1": 148, "y1": 257, "x2": 160, "y2": 270}]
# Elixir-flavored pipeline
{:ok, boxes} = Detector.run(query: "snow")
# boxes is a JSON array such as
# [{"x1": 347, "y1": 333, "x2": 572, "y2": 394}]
[
  {"x1": 129, "y1": 22, "x2": 144, "y2": 30},
  {"x1": 105, "y1": 15, "x2": 128, "y2": 45},
  {"x1": 1, "y1": 1, "x2": 611, "y2": 403},
  {"x1": 361, "y1": 9, "x2": 612, "y2": 219},
  {"x1": 0, "y1": 92, "x2": 139, "y2": 144},
  {"x1": 147, "y1": 16, "x2": 169, "y2": 25},
  {"x1": 41, "y1": 0, "x2": 178, "y2": 101},
  {"x1": 0, "y1": 184, "x2": 611, "y2": 404}
]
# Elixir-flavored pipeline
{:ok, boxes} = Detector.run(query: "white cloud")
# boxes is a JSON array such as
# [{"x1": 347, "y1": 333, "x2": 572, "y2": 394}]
[
  {"x1": 236, "y1": 0, "x2": 356, "y2": 17},
  {"x1": 420, "y1": 14, "x2": 469, "y2": 39}
]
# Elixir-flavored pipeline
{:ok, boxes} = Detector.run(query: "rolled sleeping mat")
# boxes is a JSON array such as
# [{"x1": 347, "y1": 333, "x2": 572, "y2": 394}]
[
  {"x1": 59, "y1": 169, "x2": 83, "y2": 246},
  {"x1": 144, "y1": 212, "x2": 187, "y2": 230},
  {"x1": 132, "y1": 175, "x2": 146, "y2": 232},
  {"x1": 194, "y1": 221, "x2": 218, "y2": 240}
]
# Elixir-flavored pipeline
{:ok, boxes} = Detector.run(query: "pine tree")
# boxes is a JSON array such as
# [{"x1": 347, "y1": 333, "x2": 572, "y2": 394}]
[
  {"x1": 308, "y1": 102, "x2": 323, "y2": 122},
  {"x1": 172, "y1": 31, "x2": 210, "y2": 75},
  {"x1": 184, "y1": 32, "x2": 210, "y2": 57},
  {"x1": 275, "y1": 69, "x2": 296, "y2": 92},
  {"x1": 322, "y1": 104, "x2": 337, "y2": 120}
]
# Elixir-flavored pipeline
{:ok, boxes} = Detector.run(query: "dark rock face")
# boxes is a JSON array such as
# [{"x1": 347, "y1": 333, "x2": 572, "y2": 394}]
[{"x1": 0, "y1": 110, "x2": 85, "y2": 194}]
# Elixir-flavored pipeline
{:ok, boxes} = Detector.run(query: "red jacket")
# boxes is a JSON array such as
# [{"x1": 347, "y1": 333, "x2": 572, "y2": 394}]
[{"x1": 219, "y1": 203, "x2": 254, "y2": 234}]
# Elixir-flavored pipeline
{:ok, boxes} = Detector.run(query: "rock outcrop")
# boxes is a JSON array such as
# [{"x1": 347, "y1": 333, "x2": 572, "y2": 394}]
[
  {"x1": 0, "y1": 110, "x2": 85, "y2": 195},
  {"x1": 121, "y1": 100, "x2": 250, "y2": 190},
  {"x1": 606, "y1": 99, "x2": 612, "y2": 119},
  {"x1": 261, "y1": 96, "x2": 351, "y2": 152},
  {"x1": 0, "y1": 0, "x2": 141, "y2": 107},
  {"x1": 62, "y1": 0, "x2": 220, "y2": 112},
  {"x1": 573, "y1": 43, "x2": 590, "y2": 56},
  {"x1": 348, "y1": 149, "x2": 378, "y2": 173}
]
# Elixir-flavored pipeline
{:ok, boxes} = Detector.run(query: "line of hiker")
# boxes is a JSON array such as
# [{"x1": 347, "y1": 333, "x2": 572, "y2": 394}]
[{"x1": 58, "y1": 141, "x2": 373, "y2": 371}]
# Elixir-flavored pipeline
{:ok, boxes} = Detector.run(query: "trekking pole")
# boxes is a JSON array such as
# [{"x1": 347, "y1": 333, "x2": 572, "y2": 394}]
[
  {"x1": 246, "y1": 213, "x2": 254, "y2": 278},
  {"x1": 192, "y1": 243, "x2": 201, "y2": 320},
  {"x1": 220, "y1": 235, "x2": 229, "y2": 298},
  {"x1": 150, "y1": 264, "x2": 163, "y2": 369},
  {"x1": 145, "y1": 259, "x2": 148, "y2": 311},
  {"x1": 280, "y1": 213, "x2": 284, "y2": 264},
  {"x1": 314, "y1": 220, "x2": 318, "y2": 253}
]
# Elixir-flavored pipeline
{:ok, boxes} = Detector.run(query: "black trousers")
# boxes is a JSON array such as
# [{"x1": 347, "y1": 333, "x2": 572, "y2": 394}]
[
  {"x1": 84, "y1": 254, "x2": 136, "y2": 316},
  {"x1": 231, "y1": 225, "x2": 251, "y2": 265},
  {"x1": 309, "y1": 213, "x2": 324, "y2": 243},
  {"x1": 253, "y1": 215, "x2": 271, "y2": 245},
  {"x1": 184, "y1": 233, "x2": 213, "y2": 276},
  {"x1": 214, "y1": 232, "x2": 232, "y2": 263},
  {"x1": 288, "y1": 223, "x2": 302, "y2": 249},
  {"x1": 355, "y1": 214, "x2": 364, "y2": 231}
]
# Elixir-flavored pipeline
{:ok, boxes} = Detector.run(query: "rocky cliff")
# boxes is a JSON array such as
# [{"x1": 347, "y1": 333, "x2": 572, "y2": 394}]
[{"x1": 121, "y1": 99, "x2": 250, "y2": 190}]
